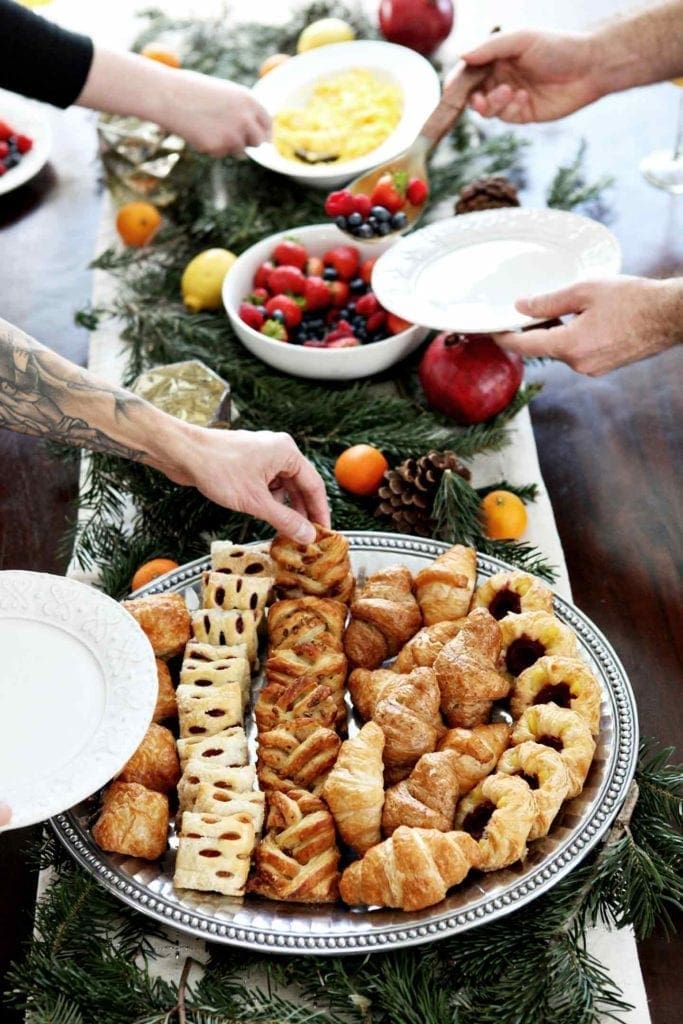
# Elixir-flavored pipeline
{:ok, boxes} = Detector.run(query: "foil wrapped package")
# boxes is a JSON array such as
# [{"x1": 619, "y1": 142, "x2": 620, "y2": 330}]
[
  {"x1": 98, "y1": 114, "x2": 187, "y2": 207},
  {"x1": 131, "y1": 360, "x2": 237, "y2": 428}
]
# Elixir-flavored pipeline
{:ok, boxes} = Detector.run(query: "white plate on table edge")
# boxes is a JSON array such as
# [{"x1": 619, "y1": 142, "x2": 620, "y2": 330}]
[
  {"x1": 52, "y1": 534, "x2": 638, "y2": 954},
  {"x1": 0, "y1": 88, "x2": 52, "y2": 196},
  {"x1": 0, "y1": 571, "x2": 157, "y2": 830},
  {"x1": 371, "y1": 209, "x2": 622, "y2": 334}
]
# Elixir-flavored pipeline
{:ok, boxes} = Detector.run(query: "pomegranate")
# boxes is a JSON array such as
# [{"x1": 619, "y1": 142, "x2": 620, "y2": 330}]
[{"x1": 418, "y1": 332, "x2": 523, "y2": 424}]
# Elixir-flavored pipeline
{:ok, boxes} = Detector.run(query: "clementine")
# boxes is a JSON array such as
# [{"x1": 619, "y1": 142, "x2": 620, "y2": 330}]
[
  {"x1": 334, "y1": 444, "x2": 389, "y2": 496},
  {"x1": 116, "y1": 202, "x2": 162, "y2": 247},
  {"x1": 141, "y1": 43, "x2": 182, "y2": 68},
  {"x1": 481, "y1": 490, "x2": 528, "y2": 540},
  {"x1": 258, "y1": 53, "x2": 291, "y2": 78},
  {"x1": 131, "y1": 557, "x2": 180, "y2": 592}
]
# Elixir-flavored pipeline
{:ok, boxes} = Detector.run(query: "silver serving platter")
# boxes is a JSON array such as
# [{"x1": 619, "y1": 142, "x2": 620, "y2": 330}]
[{"x1": 53, "y1": 532, "x2": 638, "y2": 954}]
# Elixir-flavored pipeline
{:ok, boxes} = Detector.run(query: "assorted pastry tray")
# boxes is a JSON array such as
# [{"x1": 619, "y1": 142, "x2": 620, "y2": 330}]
[{"x1": 52, "y1": 532, "x2": 638, "y2": 954}]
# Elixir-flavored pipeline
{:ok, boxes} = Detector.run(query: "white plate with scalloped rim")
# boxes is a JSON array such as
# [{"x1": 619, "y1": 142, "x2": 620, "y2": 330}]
[
  {"x1": 372, "y1": 208, "x2": 622, "y2": 334},
  {"x1": 0, "y1": 572, "x2": 157, "y2": 830},
  {"x1": 0, "y1": 88, "x2": 52, "y2": 196}
]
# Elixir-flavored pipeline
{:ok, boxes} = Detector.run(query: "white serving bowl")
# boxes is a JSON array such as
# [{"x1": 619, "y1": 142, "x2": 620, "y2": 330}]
[
  {"x1": 246, "y1": 40, "x2": 440, "y2": 189},
  {"x1": 223, "y1": 223, "x2": 428, "y2": 381}
]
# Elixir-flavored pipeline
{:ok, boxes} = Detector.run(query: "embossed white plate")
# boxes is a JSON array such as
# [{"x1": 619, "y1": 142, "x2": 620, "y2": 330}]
[
  {"x1": 0, "y1": 571, "x2": 157, "y2": 830},
  {"x1": 0, "y1": 89, "x2": 52, "y2": 197},
  {"x1": 53, "y1": 536, "x2": 638, "y2": 953},
  {"x1": 372, "y1": 209, "x2": 622, "y2": 333}
]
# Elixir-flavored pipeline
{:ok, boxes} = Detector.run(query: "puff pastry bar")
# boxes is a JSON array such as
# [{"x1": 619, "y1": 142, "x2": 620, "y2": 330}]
[
  {"x1": 433, "y1": 608, "x2": 509, "y2": 727},
  {"x1": 152, "y1": 658, "x2": 177, "y2": 722},
  {"x1": 255, "y1": 677, "x2": 339, "y2": 733},
  {"x1": 267, "y1": 597, "x2": 347, "y2": 651},
  {"x1": 511, "y1": 655, "x2": 602, "y2": 735},
  {"x1": 393, "y1": 619, "x2": 465, "y2": 673},
  {"x1": 176, "y1": 682, "x2": 242, "y2": 738},
  {"x1": 211, "y1": 539, "x2": 275, "y2": 578},
  {"x1": 344, "y1": 565, "x2": 422, "y2": 669},
  {"x1": 270, "y1": 524, "x2": 354, "y2": 603},
  {"x1": 92, "y1": 782, "x2": 169, "y2": 861},
  {"x1": 117, "y1": 723, "x2": 180, "y2": 794},
  {"x1": 382, "y1": 749, "x2": 460, "y2": 836},
  {"x1": 415, "y1": 545, "x2": 477, "y2": 625},
  {"x1": 473, "y1": 570, "x2": 554, "y2": 621},
  {"x1": 340, "y1": 826, "x2": 482, "y2": 911},
  {"x1": 174, "y1": 810, "x2": 255, "y2": 896},
  {"x1": 190, "y1": 608, "x2": 260, "y2": 665},
  {"x1": 177, "y1": 761, "x2": 256, "y2": 811},
  {"x1": 322, "y1": 721, "x2": 385, "y2": 855},
  {"x1": 438, "y1": 722, "x2": 511, "y2": 795},
  {"x1": 181, "y1": 642, "x2": 251, "y2": 706},
  {"x1": 193, "y1": 784, "x2": 265, "y2": 833},
  {"x1": 176, "y1": 727, "x2": 247, "y2": 770},
  {"x1": 257, "y1": 719, "x2": 341, "y2": 795},
  {"x1": 511, "y1": 704, "x2": 596, "y2": 798},
  {"x1": 454, "y1": 773, "x2": 535, "y2": 871},
  {"x1": 497, "y1": 740, "x2": 570, "y2": 839},
  {"x1": 247, "y1": 789, "x2": 340, "y2": 903},
  {"x1": 201, "y1": 572, "x2": 271, "y2": 614},
  {"x1": 499, "y1": 611, "x2": 577, "y2": 678},
  {"x1": 122, "y1": 592, "x2": 191, "y2": 659}
]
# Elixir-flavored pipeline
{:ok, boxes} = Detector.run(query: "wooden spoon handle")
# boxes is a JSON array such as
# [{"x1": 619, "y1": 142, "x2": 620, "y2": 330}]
[{"x1": 419, "y1": 60, "x2": 491, "y2": 148}]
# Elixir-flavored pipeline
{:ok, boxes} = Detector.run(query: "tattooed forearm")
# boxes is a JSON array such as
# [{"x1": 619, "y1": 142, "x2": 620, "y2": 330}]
[{"x1": 0, "y1": 318, "x2": 148, "y2": 461}]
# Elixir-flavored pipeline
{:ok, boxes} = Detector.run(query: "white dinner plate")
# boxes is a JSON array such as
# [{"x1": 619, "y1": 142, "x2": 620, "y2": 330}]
[
  {"x1": 0, "y1": 88, "x2": 52, "y2": 197},
  {"x1": 372, "y1": 208, "x2": 622, "y2": 334},
  {"x1": 0, "y1": 571, "x2": 157, "y2": 830}
]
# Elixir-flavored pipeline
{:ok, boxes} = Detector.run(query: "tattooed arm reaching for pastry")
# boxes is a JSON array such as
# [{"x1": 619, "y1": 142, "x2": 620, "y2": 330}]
[{"x1": 0, "y1": 318, "x2": 329, "y2": 544}]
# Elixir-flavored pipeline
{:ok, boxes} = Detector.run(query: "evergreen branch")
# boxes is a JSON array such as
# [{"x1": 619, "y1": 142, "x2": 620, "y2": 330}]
[
  {"x1": 477, "y1": 480, "x2": 539, "y2": 502},
  {"x1": 546, "y1": 141, "x2": 613, "y2": 214}
]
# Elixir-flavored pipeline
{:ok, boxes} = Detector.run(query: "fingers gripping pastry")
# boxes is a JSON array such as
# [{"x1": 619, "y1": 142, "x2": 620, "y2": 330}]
[
  {"x1": 393, "y1": 619, "x2": 465, "y2": 673},
  {"x1": 438, "y1": 723, "x2": 511, "y2": 795},
  {"x1": 92, "y1": 782, "x2": 169, "y2": 861},
  {"x1": 210, "y1": 539, "x2": 275, "y2": 578},
  {"x1": 255, "y1": 678, "x2": 338, "y2": 733},
  {"x1": 473, "y1": 571, "x2": 554, "y2": 621},
  {"x1": 271, "y1": 524, "x2": 354, "y2": 603},
  {"x1": 190, "y1": 609, "x2": 260, "y2": 665},
  {"x1": 247, "y1": 789, "x2": 341, "y2": 903},
  {"x1": 497, "y1": 741, "x2": 571, "y2": 839},
  {"x1": 117, "y1": 723, "x2": 180, "y2": 794},
  {"x1": 176, "y1": 727, "x2": 248, "y2": 770},
  {"x1": 257, "y1": 720, "x2": 341, "y2": 795},
  {"x1": 174, "y1": 811, "x2": 256, "y2": 896},
  {"x1": 455, "y1": 774, "x2": 535, "y2": 871},
  {"x1": 339, "y1": 827, "x2": 482, "y2": 911},
  {"x1": 499, "y1": 611, "x2": 577, "y2": 679},
  {"x1": 415, "y1": 545, "x2": 477, "y2": 625},
  {"x1": 322, "y1": 722, "x2": 385, "y2": 855},
  {"x1": 382, "y1": 750, "x2": 460, "y2": 836},
  {"x1": 511, "y1": 704, "x2": 596, "y2": 799},
  {"x1": 267, "y1": 597, "x2": 347, "y2": 650},
  {"x1": 152, "y1": 658, "x2": 177, "y2": 722},
  {"x1": 433, "y1": 609, "x2": 509, "y2": 727},
  {"x1": 511, "y1": 655, "x2": 602, "y2": 735},
  {"x1": 343, "y1": 565, "x2": 422, "y2": 669},
  {"x1": 201, "y1": 572, "x2": 272, "y2": 614},
  {"x1": 122, "y1": 592, "x2": 191, "y2": 659}
]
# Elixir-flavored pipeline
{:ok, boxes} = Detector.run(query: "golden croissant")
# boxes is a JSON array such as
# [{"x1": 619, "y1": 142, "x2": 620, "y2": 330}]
[
  {"x1": 414, "y1": 545, "x2": 477, "y2": 625},
  {"x1": 393, "y1": 619, "x2": 465, "y2": 673},
  {"x1": 382, "y1": 749, "x2": 460, "y2": 836},
  {"x1": 344, "y1": 565, "x2": 422, "y2": 669},
  {"x1": 497, "y1": 740, "x2": 570, "y2": 839},
  {"x1": 438, "y1": 722, "x2": 511, "y2": 795},
  {"x1": 433, "y1": 608, "x2": 509, "y2": 727},
  {"x1": 322, "y1": 721, "x2": 385, "y2": 854}
]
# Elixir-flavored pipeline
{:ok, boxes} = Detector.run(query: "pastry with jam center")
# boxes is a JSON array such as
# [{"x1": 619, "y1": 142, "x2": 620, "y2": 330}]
[{"x1": 473, "y1": 570, "x2": 554, "y2": 621}]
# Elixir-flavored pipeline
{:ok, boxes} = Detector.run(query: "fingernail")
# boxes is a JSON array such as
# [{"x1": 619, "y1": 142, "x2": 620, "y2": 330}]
[{"x1": 294, "y1": 523, "x2": 315, "y2": 545}]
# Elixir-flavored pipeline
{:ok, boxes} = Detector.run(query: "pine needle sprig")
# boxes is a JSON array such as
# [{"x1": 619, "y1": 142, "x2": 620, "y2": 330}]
[{"x1": 546, "y1": 141, "x2": 614, "y2": 214}]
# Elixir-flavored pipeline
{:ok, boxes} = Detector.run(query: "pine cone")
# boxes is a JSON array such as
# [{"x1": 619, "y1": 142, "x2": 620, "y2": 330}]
[
  {"x1": 376, "y1": 451, "x2": 471, "y2": 538},
  {"x1": 454, "y1": 176, "x2": 520, "y2": 215}
]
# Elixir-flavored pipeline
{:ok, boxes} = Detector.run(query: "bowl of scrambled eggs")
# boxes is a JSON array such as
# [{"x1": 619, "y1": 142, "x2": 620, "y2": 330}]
[{"x1": 247, "y1": 40, "x2": 441, "y2": 189}]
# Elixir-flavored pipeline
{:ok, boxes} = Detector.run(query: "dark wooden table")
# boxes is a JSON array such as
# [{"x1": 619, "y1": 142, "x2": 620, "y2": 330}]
[{"x1": 1, "y1": 22, "x2": 681, "y2": 1024}]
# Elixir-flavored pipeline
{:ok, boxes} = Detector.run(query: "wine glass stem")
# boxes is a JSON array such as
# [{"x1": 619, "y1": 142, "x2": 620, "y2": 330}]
[{"x1": 674, "y1": 91, "x2": 683, "y2": 160}]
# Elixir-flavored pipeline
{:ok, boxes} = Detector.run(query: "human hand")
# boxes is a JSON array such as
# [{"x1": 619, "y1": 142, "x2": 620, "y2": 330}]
[
  {"x1": 495, "y1": 276, "x2": 683, "y2": 376},
  {"x1": 460, "y1": 29, "x2": 603, "y2": 123},
  {"x1": 0, "y1": 803, "x2": 11, "y2": 826},
  {"x1": 160, "y1": 70, "x2": 270, "y2": 155}
]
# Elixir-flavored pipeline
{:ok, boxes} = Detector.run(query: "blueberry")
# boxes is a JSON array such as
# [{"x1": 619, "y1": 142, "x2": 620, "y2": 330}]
[
  {"x1": 377, "y1": 222, "x2": 392, "y2": 236},
  {"x1": 271, "y1": 309, "x2": 285, "y2": 323},
  {"x1": 335, "y1": 215, "x2": 348, "y2": 230},
  {"x1": 357, "y1": 224, "x2": 373, "y2": 239},
  {"x1": 323, "y1": 267, "x2": 338, "y2": 281},
  {"x1": 368, "y1": 216, "x2": 377, "y2": 228},
  {"x1": 4, "y1": 153, "x2": 20, "y2": 169},
  {"x1": 349, "y1": 277, "x2": 365, "y2": 294},
  {"x1": 391, "y1": 211, "x2": 408, "y2": 229},
  {"x1": 371, "y1": 205, "x2": 391, "y2": 221},
  {"x1": 348, "y1": 212, "x2": 363, "y2": 227}
]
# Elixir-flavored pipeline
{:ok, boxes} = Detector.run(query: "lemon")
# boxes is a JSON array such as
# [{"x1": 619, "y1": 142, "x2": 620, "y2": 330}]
[
  {"x1": 181, "y1": 248, "x2": 237, "y2": 313},
  {"x1": 296, "y1": 18, "x2": 355, "y2": 53}
]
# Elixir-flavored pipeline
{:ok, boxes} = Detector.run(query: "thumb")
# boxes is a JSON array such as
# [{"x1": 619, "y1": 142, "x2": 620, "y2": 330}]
[
  {"x1": 258, "y1": 493, "x2": 317, "y2": 545},
  {"x1": 516, "y1": 283, "x2": 588, "y2": 320},
  {"x1": 462, "y1": 30, "x2": 531, "y2": 66},
  {"x1": 0, "y1": 802, "x2": 12, "y2": 826}
]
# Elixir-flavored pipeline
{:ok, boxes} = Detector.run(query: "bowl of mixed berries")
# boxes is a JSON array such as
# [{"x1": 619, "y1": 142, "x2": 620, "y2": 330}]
[{"x1": 223, "y1": 224, "x2": 427, "y2": 380}]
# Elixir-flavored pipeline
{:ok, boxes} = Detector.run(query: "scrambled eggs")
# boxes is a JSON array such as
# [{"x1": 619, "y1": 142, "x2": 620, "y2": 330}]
[{"x1": 274, "y1": 68, "x2": 403, "y2": 163}]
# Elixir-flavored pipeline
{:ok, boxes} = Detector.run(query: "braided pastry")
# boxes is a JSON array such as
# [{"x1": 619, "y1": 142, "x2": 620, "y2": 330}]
[
  {"x1": 255, "y1": 677, "x2": 338, "y2": 733},
  {"x1": 264, "y1": 638, "x2": 347, "y2": 727},
  {"x1": 414, "y1": 545, "x2": 477, "y2": 625},
  {"x1": 322, "y1": 722, "x2": 385, "y2": 855},
  {"x1": 454, "y1": 774, "x2": 535, "y2": 871},
  {"x1": 497, "y1": 740, "x2": 570, "y2": 839},
  {"x1": 271, "y1": 524, "x2": 354, "y2": 603},
  {"x1": 433, "y1": 608, "x2": 509, "y2": 727},
  {"x1": 247, "y1": 789, "x2": 340, "y2": 903},
  {"x1": 438, "y1": 722, "x2": 511, "y2": 795},
  {"x1": 511, "y1": 655, "x2": 602, "y2": 734},
  {"x1": 393, "y1": 619, "x2": 465, "y2": 673},
  {"x1": 267, "y1": 597, "x2": 347, "y2": 651},
  {"x1": 511, "y1": 704, "x2": 596, "y2": 798},
  {"x1": 499, "y1": 611, "x2": 577, "y2": 678},
  {"x1": 473, "y1": 570, "x2": 554, "y2": 620},
  {"x1": 257, "y1": 719, "x2": 341, "y2": 795},
  {"x1": 382, "y1": 749, "x2": 460, "y2": 836},
  {"x1": 344, "y1": 565, "x2": 421, "y2": 669},
  {"x1": 339, "y1": 826, "x2": 482, "y2": 911}
]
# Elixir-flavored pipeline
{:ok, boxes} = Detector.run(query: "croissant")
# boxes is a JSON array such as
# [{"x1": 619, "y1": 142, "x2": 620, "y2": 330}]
[
  {"x1": 499, "y1": 611, "x2": 577, "y2": 678},
  {"x1": 473, "y1": 570, "x2": 554, "y2": 621},
  {"x1": 257, "y1": 719, "x2": 341, "y2": 796},
  {"x1": 322, "y1": 721, "x2": 385, "y2": 854},
  {"x1": 382, "y1": 749, "x2": 460, "y2": 836},
  {"x1": 414, "y1": 545, "x2": 477, "y2": 625},
  {"x1": 267, "y1": 597, "x2": 347, "y2": 651},
  {"x1": 511, "y1": 655, "x2": 602, "y2": 735},
  {"x1": 511, "y1": 703, "x2": 596, "y2": 798},
  {"x1": 339, "y1": 826, "x2": 482, "y2": 911},
  {"x1": 438, "y1": 722, "x2": 511, "y2": 795},
  {"x1": 433, "y1": 608, "x2": 509, "y2": 727},
  {"x1": 270, "y1": 524, "x2": 354, "y2": 603},
  {"x1": 497, "y1": 740, "x2": 570, "y2": 839},
  {"x1": 344, "y1": 565, "x2": 422, "y2": 669},
  {"x1": 454, "y1": 774, "x2": 535, "y2": 871},
  {"x1": 393, "y1": 619, "x2": 465, "y2": 673}
]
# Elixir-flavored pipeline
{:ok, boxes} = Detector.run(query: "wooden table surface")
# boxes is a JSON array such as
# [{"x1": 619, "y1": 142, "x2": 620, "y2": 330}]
[{"x1": 0, "y1": 1, "x2": 681, "y2": 1021}]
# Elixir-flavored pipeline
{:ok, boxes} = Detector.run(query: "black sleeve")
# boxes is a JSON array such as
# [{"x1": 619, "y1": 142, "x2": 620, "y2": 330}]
[{"x1": 0, "y1": 0, "x2": 94, "y2": 109}]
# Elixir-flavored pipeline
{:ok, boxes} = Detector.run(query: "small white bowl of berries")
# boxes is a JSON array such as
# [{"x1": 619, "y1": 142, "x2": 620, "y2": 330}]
[{"x1": 223, "y1": 223, "x2": 428, "y2": 381}]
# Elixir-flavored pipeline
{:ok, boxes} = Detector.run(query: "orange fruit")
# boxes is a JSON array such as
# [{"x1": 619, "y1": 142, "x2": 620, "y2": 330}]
[
  {"x1": 131, "y1": 557, "x2": 180, "y2": 592},
  {"x1": 481, "y1": 490, "x2": 528, "y2": 540},
  {"x1": 334, "y1": 444, "x2": 389, "y2": 496},
  {"x1": 116, "y1": 202, "x2": 162, "y2": 247},
  {"x1": 141, "y1": 43, "x2": 182, "y2": 67},
  {"x1": 259, "y1": 53, "x2": 291, "y2": 78}
]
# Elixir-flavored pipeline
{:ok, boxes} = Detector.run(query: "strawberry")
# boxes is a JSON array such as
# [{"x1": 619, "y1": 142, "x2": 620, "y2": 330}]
[
  {"x1": 327, "y1": 280, "x2": 350, "y2": 307},
  {"x1": 406, "y1": 177, "x2": 429, "y2": 205},
  {"x1": 247, "y1": 287, "x2": 269, "y2": 306},
  {"x1": 366, "y1": 310, "x2": 387, "y2": 333},
  {"x1": 254, "y1": 261, "x2": 274, "y2": 289},
  {"x1": 370, "y1": 171, "x2": 408, "y2": 214},
  {"x1": 239, "y1": 302, "x2": 265, "y2": 330},
  {"x1": 261, "y1": 318, "x2": 288, "y2": 341},
  {"x1": 268, "y1": 264, "x2": 306, "y2": 295},
  {"x1": 360, "y1": 257, "x2": 377, "y2": 284},
  {"x1": 351, "y1": 193, "x2": 372, "y2": 219},
  {"x1": 303, "y1": 339, "x2": 327, "y2": 348},
  {"x1": 323, "y1": 245, "x2": 360, "y2": 281},
  {"x1": 324, "y1": 320, "x2": 354, "y2": 342},
  {"x1": 304, "y1": 276, "x2": 331, "y2": 311},
  {"x1": 15, "y1": 134, "x2": 33, "y2": 155},
  {"x1": 386, "y1": 312, "x2": 413, "y2": 334},
  {"x1": 273, "y1": 238, "x2": 308, "y2": 269},
  {"x1": 327, "y1": 337, "x2": 360, "y2": 348},
  {"x1": 306, "y1": 255, "x2": 324, "y2": 277},
  {"x1": 355, "y1": 292, "x2": 381, "y2": 318},
  {"x1": 0, "y1": 121, "x2": 11, "y2": 142},
  {"x1": 265, "y1": 294, "x2": 303, "y2": 328},
  {"x1": 0, "y1": 142, "x2": 8, "y2": 160},
  {"x1": 324, "y1": 189, "x2": 355, "y2": 218}
]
